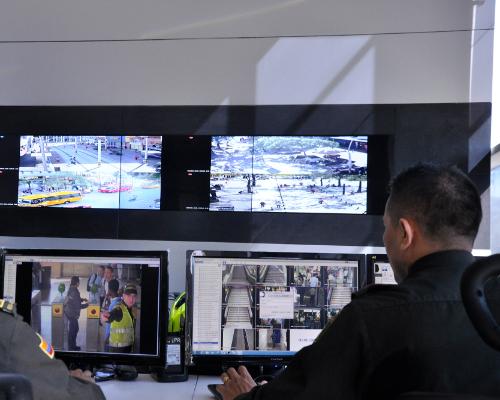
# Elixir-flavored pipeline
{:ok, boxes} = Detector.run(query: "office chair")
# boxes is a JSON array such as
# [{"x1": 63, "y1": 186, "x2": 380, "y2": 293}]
[
  {"x1": 397, "y1": 254, "x2": 500, "y2": 400},
  {"x1": 0, "y1": 373, "x2": 33, "y2": 400},
  {"x1": 461, "y1": 253, "x2": 500, "y2": 351}
]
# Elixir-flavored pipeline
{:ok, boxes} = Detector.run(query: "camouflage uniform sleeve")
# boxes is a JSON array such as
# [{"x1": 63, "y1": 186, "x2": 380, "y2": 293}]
[{"x1": 3, "y1": 314, "x2": 105, "y2": 400}]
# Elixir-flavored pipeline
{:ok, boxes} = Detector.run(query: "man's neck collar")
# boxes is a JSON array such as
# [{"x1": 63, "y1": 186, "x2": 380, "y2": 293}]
[{"x1": 405, "y1": 249, "x2": 474, "y2": 280}]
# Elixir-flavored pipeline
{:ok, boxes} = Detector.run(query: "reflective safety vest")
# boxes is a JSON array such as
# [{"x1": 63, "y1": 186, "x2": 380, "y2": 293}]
[{"x1": 109, "y1": 302, "x2": 135, "y2": 348}]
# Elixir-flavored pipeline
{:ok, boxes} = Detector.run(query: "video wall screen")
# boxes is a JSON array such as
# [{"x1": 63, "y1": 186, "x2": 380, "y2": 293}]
[
  {"x1": 0, "y1": 134, "x2": 384, "y2": 216},
  {"x1": 1, "y1": 135, "x2": 162, "y2": 210},
  {"x1": 209, "y1": 136, "x2": 368, "y2": 214}
]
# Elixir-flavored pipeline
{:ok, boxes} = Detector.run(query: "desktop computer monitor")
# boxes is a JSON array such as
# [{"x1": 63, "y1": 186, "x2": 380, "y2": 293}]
[
  {"x1": 186, "y1": 250, "x2": 365, "y2": 373},
  {"x1": 366, "y1": 254, "x2": 397, "y2": 285},
  {"x1": 0, "y1": 249, "x2": 168, "y2": 368}
]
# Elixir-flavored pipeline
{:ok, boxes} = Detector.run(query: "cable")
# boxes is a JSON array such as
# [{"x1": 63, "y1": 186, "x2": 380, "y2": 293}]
[
  {"x1": 191, "y1": 375, "x2": 199, "y2": 400},
  {"x1": 0, "y1": 28, "x2": 492, "y2": 45}
]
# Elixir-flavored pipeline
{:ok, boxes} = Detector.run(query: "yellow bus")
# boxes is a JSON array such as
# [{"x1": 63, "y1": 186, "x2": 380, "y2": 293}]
[{"x1": 18, "y1": 191, "x2": 83, "y2": 207}]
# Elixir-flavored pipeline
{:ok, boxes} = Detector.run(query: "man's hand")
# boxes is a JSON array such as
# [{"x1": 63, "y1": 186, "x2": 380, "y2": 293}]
[
  {"x1": 100, "y1": 310, "x2": 110, "y2": 323},
  {"x1": 69, "y1": 368, "x2": 94, "y2": 383},
  {"x1": 216, "y1": 366, "x2": 257, "y2": 400}
]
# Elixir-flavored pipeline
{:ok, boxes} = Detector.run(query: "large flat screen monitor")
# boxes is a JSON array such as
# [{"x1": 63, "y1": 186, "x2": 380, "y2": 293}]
[
  {"x1": 0, "y1": 249, "x2": 168, "y2": 368},
  {"x1": 209, "y1": 136, "x2": 368, "y2": 214},
  {"x1": 1, "y1": 135, "x2": 162, "y2": 210},
  {"x1": 186, "y1": 250, "x2": 365, "y2": 371}
]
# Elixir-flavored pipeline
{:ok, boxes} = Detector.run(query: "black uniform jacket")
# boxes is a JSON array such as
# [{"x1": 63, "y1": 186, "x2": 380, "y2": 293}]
[
  {"x1": 64, "y1": 286, "x2": 88, "y2": 319},
  {"x1": 0, "y1": 308, "x2": 105, "y2": 400},
  {"x1": 238, "y1": 250, "x2": 500, "y2": 400}
]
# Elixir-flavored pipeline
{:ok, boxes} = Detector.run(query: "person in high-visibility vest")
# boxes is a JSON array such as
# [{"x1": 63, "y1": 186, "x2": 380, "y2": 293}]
[{"x1": 101, "y1": 283, "x2": 137, "y2": 353}]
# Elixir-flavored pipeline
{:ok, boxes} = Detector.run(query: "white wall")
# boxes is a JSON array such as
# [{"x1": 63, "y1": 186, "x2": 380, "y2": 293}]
[{"x1": 0, "y1": 1, "x2": 494, "y2": 105}]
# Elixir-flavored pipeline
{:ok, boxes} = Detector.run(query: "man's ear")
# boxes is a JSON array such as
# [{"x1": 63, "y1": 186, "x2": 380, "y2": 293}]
[{"x1": 398, "y1": 217, "x2": 415, "y2": 250}]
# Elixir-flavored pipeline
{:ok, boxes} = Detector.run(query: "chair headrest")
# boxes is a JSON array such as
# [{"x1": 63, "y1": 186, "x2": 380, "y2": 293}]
[{"x1": 461, "y1": 254, "x2": 500, "y2": 351}]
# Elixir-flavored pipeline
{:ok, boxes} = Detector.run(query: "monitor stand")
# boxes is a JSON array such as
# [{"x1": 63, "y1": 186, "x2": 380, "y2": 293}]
[{"x1": 151, "y1": 366, "x2": 188, "y2": 382}]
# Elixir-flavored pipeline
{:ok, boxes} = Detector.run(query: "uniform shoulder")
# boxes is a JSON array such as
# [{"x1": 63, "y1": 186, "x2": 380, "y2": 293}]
[
  {"x1": 0, "y1": 299, "x2": 16, "y2": 316},
  {"x1": 349, "y1": 283, "x2": 414, "y2": 312},
  {"x1": 351, "y1": 284, "x2": 409, "y2": 306},
  {"x1": 353, "y1": 283, "x2": 398, "y2": 298}
]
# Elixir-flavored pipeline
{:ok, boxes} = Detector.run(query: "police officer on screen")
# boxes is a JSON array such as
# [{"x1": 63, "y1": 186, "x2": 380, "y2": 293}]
[
  {"x1": 101, "y1": 283, "x2": 137, "y2": 353},
  {"x1": 0, "y1": 299, "x2": 105, "y2": 400}
]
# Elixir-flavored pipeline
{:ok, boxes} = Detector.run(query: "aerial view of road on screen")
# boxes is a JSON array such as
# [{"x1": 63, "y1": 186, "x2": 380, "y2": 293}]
[
  {"x1": 17, "y1": 135, "x2": 162, "y2": 210},
  {"x1": 209, "y1": 136, "x2": 367, "y2": 214}
]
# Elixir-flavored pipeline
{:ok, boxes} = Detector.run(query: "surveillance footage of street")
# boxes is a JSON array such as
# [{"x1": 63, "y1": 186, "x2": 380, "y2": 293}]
[
  {"x1": 18, "y1": 136, "x2": 162, "y2": 210},
  {"x1": 209, "y1": 136, "x2": 368, "y2": 214}
]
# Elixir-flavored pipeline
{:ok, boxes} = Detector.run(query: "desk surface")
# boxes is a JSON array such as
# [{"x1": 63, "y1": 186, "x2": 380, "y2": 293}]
[{"x1": 99, "y1": 374, "x2": 219, "y2": 400}]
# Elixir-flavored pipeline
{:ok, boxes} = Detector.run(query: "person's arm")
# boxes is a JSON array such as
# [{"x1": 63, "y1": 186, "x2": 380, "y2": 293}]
[
  {"x1": 76, "y1": 289, "x2": 88, "y2": 309},
  {"x1": 107, "y1": 306, "x2": 123, "y2": 323},
  {"x1": 3, "y1": 315, "x2": 105, "y2": 400},
  {"x1": 80, "y1": 295, "x2": 89, "y2": 309}
]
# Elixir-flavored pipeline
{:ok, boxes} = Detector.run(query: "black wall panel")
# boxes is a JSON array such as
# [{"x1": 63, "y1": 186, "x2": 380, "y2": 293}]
[{"x1": 0, "y1": 103, "x2": 490, "y2": 246}]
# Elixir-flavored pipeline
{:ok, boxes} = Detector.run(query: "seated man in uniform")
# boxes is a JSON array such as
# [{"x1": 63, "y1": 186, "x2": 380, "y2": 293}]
[
  {"x1": 0, "y1": 299, "x2": 105, "y2": 400},
  {"x1": 218, "y1": 163, "x2": 500, "y2": 400}
]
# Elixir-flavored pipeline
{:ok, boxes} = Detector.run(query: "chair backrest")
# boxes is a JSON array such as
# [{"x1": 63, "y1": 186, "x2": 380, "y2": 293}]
[
  {"x1": 0, "y1": 373, "x2": 33, "y2": 400},
  {"x1": 461, "y1": 253, "x2": 500, "y2": 352},
  {"x1": 396, "y1": 254, "x2": 500, "y2": 400}
]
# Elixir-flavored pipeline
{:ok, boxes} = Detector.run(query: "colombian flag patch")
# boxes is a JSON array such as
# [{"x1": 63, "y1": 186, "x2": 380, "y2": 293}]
[{"x1": 36, "y1": 333, "x2": 55, "y2": 359}]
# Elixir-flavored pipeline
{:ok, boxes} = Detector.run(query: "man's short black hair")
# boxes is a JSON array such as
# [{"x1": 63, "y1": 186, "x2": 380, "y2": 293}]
[
  {"x1": 108, "y1": 279, "x2": 119, "y2": 294},
  {"x1": 70, "y1": 276, "x2": 80, "y2": 286},
  {"x1": 387, "y1": 163, "x2": 482, "y2": 244}
]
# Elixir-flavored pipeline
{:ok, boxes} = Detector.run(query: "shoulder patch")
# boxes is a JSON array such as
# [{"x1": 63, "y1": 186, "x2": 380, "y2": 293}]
[
  {"x1": 0, "y1": 299, "x2": 16, "y2": 315},
  {"x1": 36, "y1": 333, "x2": 55, "y2": 359}
]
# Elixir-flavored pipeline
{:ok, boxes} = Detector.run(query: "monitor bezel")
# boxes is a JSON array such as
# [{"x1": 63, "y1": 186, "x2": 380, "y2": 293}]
[
  {"x1": 185, "y1": 250, "x2": 366, "y2": 372},
  {"x1": 0, "y1": 248, "x2": 168, "y2": 368}
]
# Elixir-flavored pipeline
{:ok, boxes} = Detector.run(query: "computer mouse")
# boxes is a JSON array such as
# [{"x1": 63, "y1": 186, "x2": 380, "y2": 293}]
[{"x1": 207, "y1": 383, "x2": 223, "y2": 400}]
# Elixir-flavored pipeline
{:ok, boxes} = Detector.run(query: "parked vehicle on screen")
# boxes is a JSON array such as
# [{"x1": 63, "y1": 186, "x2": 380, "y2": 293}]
[
  {"x1": 18, "y1": 191, "x2": 82, "y2": 207},
  {"x1": 98, "y1": 184, "x2": 132, "y2": 193}
]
